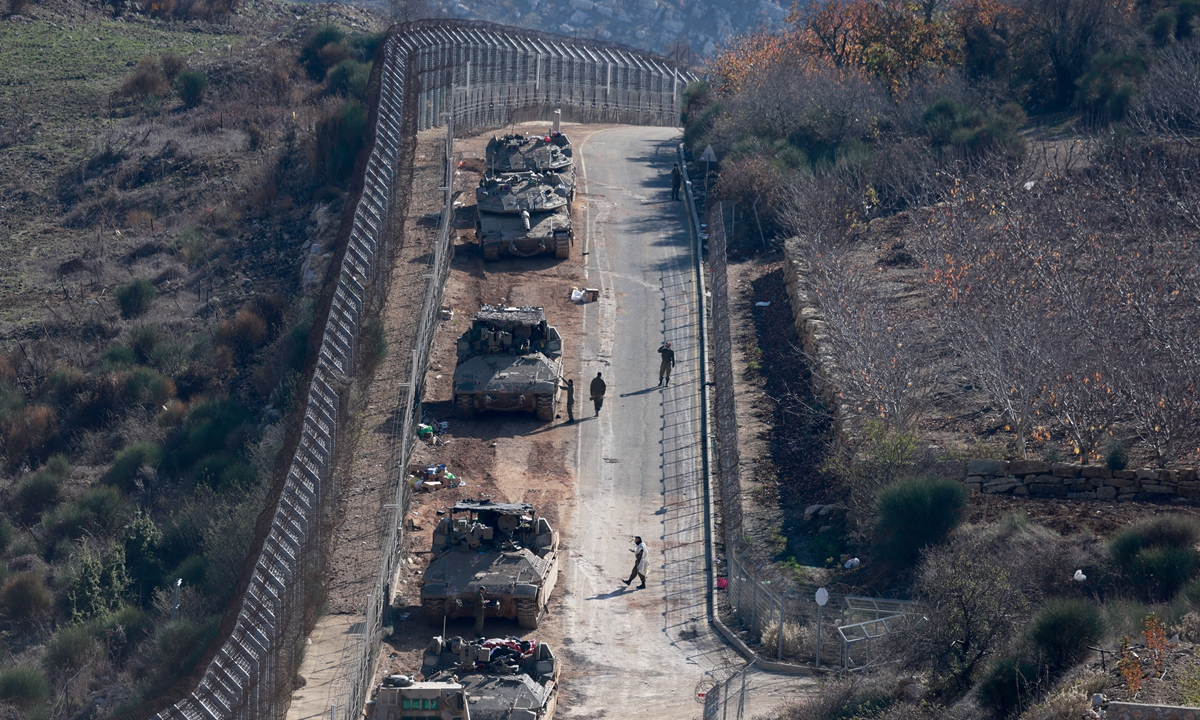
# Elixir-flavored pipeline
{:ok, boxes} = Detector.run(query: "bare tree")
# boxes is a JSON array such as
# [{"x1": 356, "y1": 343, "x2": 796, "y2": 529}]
[{"x1": 1129, "y1": 39, "x2": 1200, "y2": 142}]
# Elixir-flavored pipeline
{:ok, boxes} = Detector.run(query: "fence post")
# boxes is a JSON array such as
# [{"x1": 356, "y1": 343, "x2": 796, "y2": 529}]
[{"x1": 777, "y1": 590, "x2": 786, "y2": 661}]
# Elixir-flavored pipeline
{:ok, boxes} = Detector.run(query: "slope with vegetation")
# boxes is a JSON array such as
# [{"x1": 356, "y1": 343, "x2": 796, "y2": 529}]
[
  {"x1": 688, "y1": 0, "x2": 1200, "y2": 713},
  {"x1": 0, "y1": 0, "x2": 391, "y2": 716}
]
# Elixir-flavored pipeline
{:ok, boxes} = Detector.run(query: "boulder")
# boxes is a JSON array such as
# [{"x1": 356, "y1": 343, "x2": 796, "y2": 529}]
[
  {"x1": 1080, "y1": 466, "x2": 1112, "y2": 479},
  {"x1": 967, "y1": 458, "x2": 1008, "y2": 477},
  {"x1": 1142, "y1": 484, "x2": 1174, "y2": 495},
  {"x1": 1052, "y1": 463, "x2": 1083, "y2": 478},
  {"x1": 1009, "y1": 459, "x2": 1051, "y2": 475},
  {"x1": 1096, "y1": 486, "x2": 1118, "y2": 500},
  {"x1": 1113, "y1": 470, "x2": 1137, "y2": 479},
  {"x1": 983, "y1": 479, "x2": 1019, "y2": 494},
  {"x1": 1136, "y1": 468, "x2": 1160, "y2": 480},
  {"x1": 1106, "y1": 478, "x2": 1135, "y2": 488}
]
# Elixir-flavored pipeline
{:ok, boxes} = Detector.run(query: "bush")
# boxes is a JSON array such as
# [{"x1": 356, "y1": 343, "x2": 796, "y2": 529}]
[
  {"x1": 144, "y1": 618, "x2": 220, "y2": 694},
  {"x1": 1031, "y1": 599, "x2": 1103, "y2": 672},
  {"x1": 0, "y1": 666, "x2": 49, "y2": 709},
  {"x1": 0, "y1": 572, "x2": 53, "y2": 623},
  {"x1": 160, "y1": 52, "x2": 186, "y2": 82},
  {"x1": 300, "y1": 25, "x2": 349, "y2": 80},
  {"x1": 5, "y1": 404, "x2": 55, "y2": 466},
  {"x1": 43, "y1": 365, "x2": 84, "y2": 406},
  {"x1": 1110, "y1": 515, "x2": 1200, "y2": 601},
  {"x1": 116, "y1": 278, "x2": 157, "y2": 319},
  {"x1": 45, "y1": 623, "x2": 100, "y2": 671},
  {"x1": 123, "y1": 367, "x2": 176, "y2": 407},
  {"x1": 875, "y1": 476, "x2": 967, "y2": 567},
  {"x1": 0, "y1": 519, "x2": 11, "y2": 555},
  {"x1": 121, "y1": 57, "x2": 170, "y2": 101},
  {"x1": 44, "y1": 486, "x2": 129, "y2": 541},
  {"x1": 175, "y1": 69, "x2": 207, "y2": 108},
  {"x1": 1106, "y1": 441, "x2": 1128, "y2": 471},
  {"x1": 325, "y1": 59, "x2": 372, "y2": 102},
  {"x1": 315, "y1": 101, "x2": 367, "y2": 186},
  {"x1": 977, "y1": 655, "x2": 1038, "y2": 716},
  {"x1": 102, "y1": 442, "x2": 163, "y2": 493},
  {"x1": 13, "y1": 456, "x2": 69, "y2": 523}
]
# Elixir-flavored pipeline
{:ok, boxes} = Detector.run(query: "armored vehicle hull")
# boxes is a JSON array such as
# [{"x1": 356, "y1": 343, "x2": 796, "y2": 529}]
[
  {"x1": 476, "y1": 207, "x2": 572, "y2": 261},
  {"x1": 421, "y1": 501, "x2": 560, "y2": 630},
  {"x1": 476, "y1": 173, "x2": 570, "y2": 215},
  {"x1": 453, "y1": 306, "x2": 563, "y2": 420},
  {"x1": 367, "y1": 637, "x2": 560, "y2": 720},
  {"x1": 487, "y1": 131, "x2": 573, "y2": 173}
]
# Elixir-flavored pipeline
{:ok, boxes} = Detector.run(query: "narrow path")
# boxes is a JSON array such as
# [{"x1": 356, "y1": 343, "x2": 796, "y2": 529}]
[{"x1": 554, "y1": 126, "x2": 811, "y2": 717}]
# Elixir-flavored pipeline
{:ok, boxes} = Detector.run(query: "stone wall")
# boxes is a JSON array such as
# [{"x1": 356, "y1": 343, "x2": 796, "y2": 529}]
[
  {"x1": 963, "y1": 458, "x2": 1200, "y2": 502},
  {"x1": 1106, "y1": 702, "x2": 1200, "y2": 720},
  {"x1": 782, "y1": 237, "x2": 852, "y2": 445}
]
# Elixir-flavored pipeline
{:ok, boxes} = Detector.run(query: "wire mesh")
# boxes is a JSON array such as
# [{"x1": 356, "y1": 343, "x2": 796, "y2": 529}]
[{"x1": 147, "y1": 20, "x2": 699, "y2": 720}]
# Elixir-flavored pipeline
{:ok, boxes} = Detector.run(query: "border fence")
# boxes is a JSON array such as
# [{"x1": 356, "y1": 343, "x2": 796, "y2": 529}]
[
  {"x1": 700, "y1": 199, "x2": 920, "y2": 669},
  {"x1": 143, "y1": 20, "x2": 696, "y2": 720}
]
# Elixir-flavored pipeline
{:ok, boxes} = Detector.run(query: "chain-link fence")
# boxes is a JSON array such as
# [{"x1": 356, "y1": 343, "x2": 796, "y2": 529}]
[{"x1": 142, "y1": 20, "x2": 700, "y2": 720}]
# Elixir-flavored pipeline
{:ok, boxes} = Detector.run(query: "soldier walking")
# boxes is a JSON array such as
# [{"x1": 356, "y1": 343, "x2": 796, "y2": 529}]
[
  {"x1": 657, "y1": 342, "x2": 675, "y2": 387},
  {"x1": 623, "y1": 536, "x2": 648, "y2": 589},
  {"x1": 589, "y1": 372, "x2": 606, "y2": 416},
  {"x1": 559, "y1": 377, "x2": 575, "y2": 423},
  {"x1": 671, "y1": 163, "x2": 683, "y2": 201}
]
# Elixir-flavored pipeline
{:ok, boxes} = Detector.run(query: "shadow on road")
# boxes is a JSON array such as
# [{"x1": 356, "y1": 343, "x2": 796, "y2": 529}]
[
  {"x1": 587, "y1": 588, "x2": 634, "y2": 600},
  {"x1": 619, "y1": 386, "x2": 661, "y2": 397}
]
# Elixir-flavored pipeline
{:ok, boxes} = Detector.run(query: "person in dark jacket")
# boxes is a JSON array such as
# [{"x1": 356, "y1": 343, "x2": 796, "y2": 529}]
[
  {"x1": 657, "y1": 342, "x2": 675, "y2": 386},
  {"x1": 671, "y1": 163, "x2": 683, "y2": 200},
  {"x1": 589, "y1": 372, "x2": 606, "y2": 416}
]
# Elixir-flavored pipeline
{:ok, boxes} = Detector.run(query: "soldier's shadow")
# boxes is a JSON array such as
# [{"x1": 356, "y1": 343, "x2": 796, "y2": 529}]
[
  {"x1": 586, "y1": 587, "x2": 632, "y2": 600},
  {"x1": 619, "y1": 387, "x2": 661, "y2": 397}
]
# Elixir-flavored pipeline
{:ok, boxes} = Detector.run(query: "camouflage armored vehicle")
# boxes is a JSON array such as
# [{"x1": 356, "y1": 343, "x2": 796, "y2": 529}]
[
  {"x1": 421, "y1": 500, "x2": 560, "y2": 630},
  {"x1": 366, "y1": 636, "x2": 560, "y2": 720},
  {"x1": 486, "y1": 131, "x2": 572, "y2": 173},
  {"x1": 475, "y1": 173, "x2": 573, "y2": 261},
  {"x1": 452, "y1": 306, "x2": 562, "y2": 421}
]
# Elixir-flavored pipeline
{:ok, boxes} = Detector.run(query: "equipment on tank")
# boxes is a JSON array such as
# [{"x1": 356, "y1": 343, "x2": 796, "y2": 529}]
[
  {"x1": 452, "y1": 306, "x2": 562, "y2": 421},
  {"x1": 421, "y1": 500, "x2": 560, "y2": 630},
  {"x1": 366, "y1": 636, "x2": 560, "y2": 720},
  {"x1": 475, "y1": 172, "x2": 573, "y2": 260},
  {"x1": 486, "y1": 131, "x2": 573, "y2": 173}
]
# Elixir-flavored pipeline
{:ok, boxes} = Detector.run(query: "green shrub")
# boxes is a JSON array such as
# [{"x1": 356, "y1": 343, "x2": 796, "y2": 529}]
[
  {"x1": 101, "y1": 344, "x2": 137, "y2": 369},
  {"x1": 160, "y1": 52, "x2": 186, "y2": 82},
  {"x1": 13, "y1": 461, "x2": 67, "y2": 523},
  {"x1": 0, "y1": 382, "x2": 25, "y2": 425},
  {"x1": 116, "y1": 278, "x2": 157, "y2": 319},
  {"x1": 0, "y1": 519, "x2": 12, "y2": 555},
  {"x1": 45, "y1": 623, "x2": 100, "y2": 671},
  {"x1": 103, "y1": 605, "x2": 153, "y2": 662},
  {"x1": 175, "y1": 69, "x2": 207, "y2": 108},
  {"x1": 875, "y1": 476, "x2": 968, "y2": 567},
  {"x1": 0, "y1": 572, "x2": 53, "y2": 622},
  {"x1": 977, "y1": 655, "x2": 1038, "y2": 716},
  {"x1": 102, "y1": 442, "x2": 163, "y2": 493},
  {"x1": 0, "y1": 665, "x2": 50, "y2": 708},
  {"x1": 300, "y1": 24, "x2": 349, "y2": 80},
  {"x1": 1106, "y1": 441, "x2": 1128, "y2": 471},
  {"x1": 170, "y1": 553, "x2": 208, "y2": 587},
  {"x1": 195, "y1": 455, "x2": 257, "y2": 493},
  {"x1": 144, "y1": 618, "x2": 220, "y2": 695},
  {"x1": 1031, "y1": 598, "x2": 1103, "y2": 672},
  {"x1": 123, "y1": 512, "x2": 164, "y2": 605},
  {"x1": 121, "y1": 57, "x2": 169, "y2": 101},
  {"x1": 45, "y1": 486, "x2": 129, "y2": 541},
  {"x1": 69, "y1": 542, "x2": 130, "y2": 621},
  {"x1": 163, "y1": 397, "x2": 251, "y2": 478},
  {"x1": 1110, "y1": 515, "x2": 1200, "y2": 601},
  {"x1": 921, "y1": 98, "x2": 1026, "y2": 158},
  {"x1": 315, "y1": 101, "x2": 367, "y2": 186},
  {"x1": 325, "y1": 59, "x2": 372, "y2": 102},
  {"x1": 43, "y1": 366, "x2": 84, "y2": 406},
  {"x1": 123, "y1": 367, "x2": 176, "y2": 407}
]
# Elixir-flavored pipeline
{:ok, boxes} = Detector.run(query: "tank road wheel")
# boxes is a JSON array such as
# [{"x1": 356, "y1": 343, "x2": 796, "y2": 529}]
[
  {"x1": 535, "y1": 394, "x2": 555, "y2": 422},
  {"x1": 423, "y1": 598, "x2": 445, "y2": 626},
  {"x1": 516, "y1": 598, "x2": 540, "y2": 629},
  {"x1": 554, "y1": 236, "x2": 570, "y2": 259},
  {"x1": 482, "y1": 243, "x2": 500, "y2": 262},
  {"x1": 456, "y1": 394, "x2": 476, "y2": 420}
]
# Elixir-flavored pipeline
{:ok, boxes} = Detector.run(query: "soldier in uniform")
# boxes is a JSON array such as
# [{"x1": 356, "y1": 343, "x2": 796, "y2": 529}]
[
  {"x1": 657, "y1": 342, "x2": 675, "y2": 387},
  {"x1": 475, "y1": 586, "x2": 488, "y2": 638},
  {"x1": 589, "y1": 372, "x2": 606, "y2": 416},
  {"x1": 559, "y1": 377, "x2": 575, "y2": 423},
  {"x1": 671, "y1": 163, "x2": 683, "y2": 201}
]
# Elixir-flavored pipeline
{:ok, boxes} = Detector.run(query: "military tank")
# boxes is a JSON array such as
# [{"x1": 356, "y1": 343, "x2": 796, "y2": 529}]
[
  {"x1": 486, "y1": 131, "x2": 572, "y2": 173},
  {"x1": 452, "y1": 306, "x2": 562, "y2": 421},
  {"x1": 421, "y1": 500, "x2": 560, "y2": 630},
  {"x1": 366, "y1": 635, "x2": 560, "y2": 720},
  {"x1": 475, "y1": 173, "x2": 573, "y2": 261}
]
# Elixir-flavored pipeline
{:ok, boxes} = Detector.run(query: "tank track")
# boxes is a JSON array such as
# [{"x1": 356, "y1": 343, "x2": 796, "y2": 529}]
[
  {"x1": 423, "y1": 598, "x2": 445, "y2": 626},
  {"x1": 535, "y1": 394, "x2": 555, "y2": 421},
  {"x1": 456, "y1": 394, "x2": 476, "y2": 419},
  {"x1": 516, "y1": 598, "x2": 540, "y2": 629}
]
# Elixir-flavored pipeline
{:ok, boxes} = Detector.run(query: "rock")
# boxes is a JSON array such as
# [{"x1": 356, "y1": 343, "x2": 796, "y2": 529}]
[
  {"x1": 1080, "y1": 466, "x2": 1112, "y2": 478},
  {"x1": 1068, "y1": 491, "x2": 1098, "y2": 500},
  {"x1": 1096, "y1": 486, "x2": 1118, "y2": 500},
  {"x1": 983, "y1": 479, "x2": 1019, "y2": 494},
  {"x1": 1014, "y1": 486, "x2": 1029, "y2": 496},
  {"x1": 1113, "y1": 470, "x2": 1138, "y2": 479},
  {"x1": 1136, "y1": 468, "x2": 1160, "y2": 480},
  {"x1": 966, "y1": 482, "x2": 982, "y2": 494},
  {"x1": 804, "y1": 504, "x2": 824, "y2": 519},
  {"x1": 967, "y1": 458, "x2": 1008, "y2": 477},
  {"x1": 1181, "y1": 469, "x2": 1198, "y2": 482},
  {"x1": 1106, "y1": 478, "x2": 1135, "y2": 488},
  {"x1": 1052, "y1": 463, "x2": 1082, "y2": 478},
  {"x1": 1142, "y1": 484, "x2": 1174, "y2": 495},
  {"x1": 1009, "y1": 459, "x2": 1051, "y2": 475}
]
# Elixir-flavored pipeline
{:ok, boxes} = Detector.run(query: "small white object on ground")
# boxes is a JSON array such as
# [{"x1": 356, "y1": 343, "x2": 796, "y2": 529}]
[
  {"x1": 843, "y1": 557, "x2": 861, "y2": 569},
  {"x1": 755, "y1": 301, "x2": 770, "y2": 307}
]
